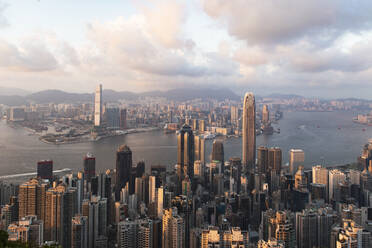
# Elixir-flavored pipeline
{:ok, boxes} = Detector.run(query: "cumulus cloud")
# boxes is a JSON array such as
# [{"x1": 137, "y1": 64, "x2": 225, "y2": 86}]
[
  {"x1": 0, "y1": 39, "x2": 58, "y2": 71},
  {"x1": 201, "y1": 0, "x2": 372, "y2": 45}
]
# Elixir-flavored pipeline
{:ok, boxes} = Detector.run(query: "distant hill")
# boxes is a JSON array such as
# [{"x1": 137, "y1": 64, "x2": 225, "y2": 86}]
[
  {"x1": 0, "y1": 87, "x2": 240, "y2": 106},
  {"x1": 0, "y1": 87, "x2": 31, "y2": 96}
]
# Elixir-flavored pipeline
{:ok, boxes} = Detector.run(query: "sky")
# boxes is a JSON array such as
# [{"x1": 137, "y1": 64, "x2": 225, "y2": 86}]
[{"x1": 1, "y1": 0, "x2": 372, "y2": 98}]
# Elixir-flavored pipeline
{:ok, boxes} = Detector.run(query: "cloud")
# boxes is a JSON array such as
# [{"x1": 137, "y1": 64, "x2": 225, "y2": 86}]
[
  {"x1": 0, "y1": 39, "x2": 58, "y2": 71},
  {"x1": 0, "y1": 1, "x2": 8, "y2": 28},
  {"x1": 201, "y1": 0, "x2": 372, "y2": 46}
]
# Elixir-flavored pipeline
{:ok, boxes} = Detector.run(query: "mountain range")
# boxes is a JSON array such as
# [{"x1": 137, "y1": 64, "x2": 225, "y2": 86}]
[{"x1": 0, "y1": 88, "x2": 241, "y2": 106}]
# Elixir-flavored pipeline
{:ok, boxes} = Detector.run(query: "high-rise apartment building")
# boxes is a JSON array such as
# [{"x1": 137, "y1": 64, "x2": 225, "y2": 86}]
[
  {"x1": 162, "y1": 208, "x2": 185, "y2": 248},
  {"x1": 71, "y1": 215, "x2": 88, "y2": 248},
  {"x1": 242, "y1": 92, "x2": 256, "y2": 170},
  {"x1": 94, "y1": 84, "x2": 102, "y2": 127},
  {"x1": 289, "y1": 149, "x2": 304, "y2": 175},
  {"x1": 329, "y1": 169, "x2": 346, "y2": 201}
]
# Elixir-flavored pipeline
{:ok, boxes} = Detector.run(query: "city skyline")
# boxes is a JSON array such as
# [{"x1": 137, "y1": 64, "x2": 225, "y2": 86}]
[{"x1": 1, "y1": 1, "x2": 372, "y2": 98}]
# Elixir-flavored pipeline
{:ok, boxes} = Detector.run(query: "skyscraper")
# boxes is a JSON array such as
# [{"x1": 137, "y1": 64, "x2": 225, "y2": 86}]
[
  {"x1": 211, "y1": 140, "x2": 224, "y2": 166},
  {"x1": 257, "y1": 146, "x2": 269, "y2": 174},
  {"x1": 94, "y1": 84, "x2": 102, "y2": 127},
  {"x1": 83, "y1": 153, "x2": 96, "y2": 182},
  {"x1": 37, "y1": 160, "x2": 53, "y2": 180},
  {"x1": 328, "y1": 169, "x2": 345, "y2": 201},
  {"x1": 177, "y1": 124, "x2": 194, "y2": 181},
  {"x1": 194, "y1": 135, "x2": 205, "y2": 165},
  {"x1": 262, "y1": 104, "x2": 270, "y2": 125},
  {"x1": 242, "y1": 92, "x2": 256, "y2": 170},
  {"x1": 71, "y1": 215, "x2": 88, "y2": 248},
  {"x1": 162, "y1": 208, "x2": 185, "y2": 248},
  {"x1": 268, "y1": 147, "x2": 282, "y2": 174},
  {"x1": 120, "y1": 109, "x2": 127, "y2": 129},
  {"x1": 296, "y1": 209, "x2": 318, "y2": 248},
  {"x1": 289, "y1": 149, "x2": 304, "y2": 175},
  {"x1": 115, "y1": 145, "x2": 132, "y2": 200}
]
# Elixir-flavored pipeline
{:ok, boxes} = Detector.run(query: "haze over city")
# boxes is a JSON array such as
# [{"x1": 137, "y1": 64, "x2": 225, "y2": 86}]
[{"x1": 1, "y1": 1, "x2": 372, "y2": 97}]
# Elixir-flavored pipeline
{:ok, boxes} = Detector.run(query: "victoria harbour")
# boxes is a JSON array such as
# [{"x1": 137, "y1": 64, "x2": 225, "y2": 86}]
[{"x1": 0, "y1": 111, "x2": 369, "y2": 176}]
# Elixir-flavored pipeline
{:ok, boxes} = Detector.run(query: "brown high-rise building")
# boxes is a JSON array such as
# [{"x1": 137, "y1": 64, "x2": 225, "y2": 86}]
[
  {"x1": 198, "y1": 120, "x2": 205, "y2": 133},
  {"x1": 44, "y1": 185, "x2": 65, "y2": 244},
  {"x1": 83, "y1": 153, "x2": 96, "y2": 182},
  {"x1": 18, "y1": 179, "x2": 48, "y2": 222},
  {"x1": 120, "y1": 109, "x2": 127, "y2": 129},
  {"x1": 37, "y1": 160, "x2": 53, "y2": 180},
  {"x1": 177, "y1": 124, "x2": 194, "y2": 181},
  {"x1": 211, "y1": 140, "x2": 224, "y2": 167},
  {"x1": 115, "y1": 145, "x2": 132, "y2": 200},
  {"x1": 268, "y1": 147, "x2": 282, "y2": 174},
  {"x1": 242, "y1": 92, "x2": 256, "y2": 170},
  {"x1": 262, "y1": 104, "x2": 270, "y2": 125},
  {"x1": 194, "y1": 135, "x2": 205, "y2": 164}
]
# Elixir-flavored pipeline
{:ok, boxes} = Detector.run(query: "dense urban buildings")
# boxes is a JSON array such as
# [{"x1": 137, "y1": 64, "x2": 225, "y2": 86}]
[{"x1": 2, "y1": 89, "x2": 372, "y2": 248}]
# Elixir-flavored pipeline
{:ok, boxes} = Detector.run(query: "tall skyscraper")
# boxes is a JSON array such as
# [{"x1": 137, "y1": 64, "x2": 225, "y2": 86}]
[
  {"x1": 177, "y1": 124, "x2": 194, "y2": 181},
  {"x1": 156, "y1": 186, "x2": 164, "y2": 219},
  {"x1": 149, "y1": 176, "x2": 156, "y2": 204},
  {"x1": 105, "y1": 107, "x2": 120, "y2": 129},
  {"x1": 328, "y1": 169, "x2": 345, "y2": 201},
  {"x1": 289, "y1": 149, "x2": 305, "y2": 175},
  {"x1": 18, "y1": 178, "x2": 47, "y2": 221},
  {"x1": 211, "y1": 140, "x2": 224, "y2": 166},
  {"x1": 242, "y1": 92, "x2": 256, "y2": 170},
  {"x1": 83, "y1": 153, "x2": 96, "y2": 182},
  {"x1": 295, "y1": 209, "x2": 318, "y2": 248},
  {"x1": 94, "y1": 84, "x2": 102, "y2": 127},
  {"x1": 194, "y1": 135, "x2": 205, "y2": 165},
  {"x1": 162, "y1": 208, "x2": 185, "y2": 248},
  {"x1": 262, "y1": 104, "x2": 270, "y2": 124},
  {"x1": 120, "y1": 109, "x2": 127, "y2": 129},
  {"x1": 268, "y1": 147, "x2": 282, "y2": 174},
  {"x1": 71, "y1": 215, "x2": 88, "y2": 248},
  {"x1": 257, "y1": 146, "x2": 269, "y2": 173},
  {"x1": 37, "y1": 160, "x2": 53, "y2": 180},
  {"x1": 115, "y1": 145, "x2": 132, "y2": 200},
  {"x1": 231, "y1": 106, "x2": 239, "y2": 125}
]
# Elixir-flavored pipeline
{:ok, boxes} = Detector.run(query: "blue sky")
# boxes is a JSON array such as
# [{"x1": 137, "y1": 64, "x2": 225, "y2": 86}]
[{"x1": 1, "y1": 0, "x2": 372, "y2": 98}]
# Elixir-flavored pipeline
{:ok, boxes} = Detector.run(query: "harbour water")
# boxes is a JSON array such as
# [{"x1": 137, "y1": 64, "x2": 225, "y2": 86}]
[{"x1": 0, "y1": 111, "x2": 370, "y2": 176}]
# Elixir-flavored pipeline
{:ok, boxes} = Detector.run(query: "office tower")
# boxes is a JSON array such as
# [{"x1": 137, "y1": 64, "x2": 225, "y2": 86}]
[
  {"x1": 242, "y1": 92, "x2": 256, "y2": 170},
  {"x1": 198, "y1": 119, "x2": 205, "y2": 133},
  {"x1": 177, "y1": 124, "x2": 194, "y2": 181},
  {"x1": 120, "y1": 109, "x2": 127, "y2": 129},
  {"x1": 83, "y1": 153, "x2": 96, "y2": 182},
  {"x1": 44, "y1": 185, "x2": 65, "y2": 244},
  {"x1": 117, "y1": 219, "x2": 153, "y2": 248},
  {"x1": 349, "y1": 169, "x2": 361, "y2": 185},
  {"x1": 296, "y1": 209, "x2": 317, "y2": 248},
  {"x1": 231, "y1": 106, "x2": 239, "y2": 124},
  {"x1": 105, "y1": 107, "x2": 120, "y2": 129},
  {"x1": 268, "y1": 147, "x2": 282, "y2": 174},
  {"x1": 194, "y1": 135, "x2": 205, "y2": 165},
  {"x1": 63, "y1": 188, "x2": 77, "y2": 248},
  {"x1": 257, "y1": 146, "x2": 269, "y2": 173},
  {"x1": 115, "y1": 145, "x2": 132, "y2": 200},
  {"x1": 230, "y1": 158, "x2": 242, "y2": 193},
  {"x1": 211, "y1": 140, "x2": 224, "y2": 167},
  {"x1": 162, "y1": 208, "x2": 185, "y2": 248},
  {"x1": 312, "y1": 165, "x2": 328, "y2": 195},
  {"x1": 149, "y1": 176, "x2": 156, "y2": 204},
  {"x1": 289, "y1": 149, "x2": 304, "y2": 175},
  {"x1": 310, "y1": 183, "x2": 327, "y2": 202},
  {"x1": 156, "y1": 186, "x2": 164, "y2": 219},
  {"x1": 72, "y1": 215, "x2": 88, "y2": 248},
  {"x1": 37, "y1": 160, "x2": 53, "y2": 180},
  {"x1": 262, "y1": 104, "x2": 270, "y2": 124},
  {"x1": 294, "y1": 166, "x2": 307, "y2": 191},
  {"x1": 7, "y1": 215, "x2": 44, "y2": 246},
  {"x1": 135, "y1": 177, "x2": 144, "y2": 203},
  {"x1": 94, "y1": 84, "x2": 102, "y2": 127},
  {"x1": 194, "y1": 160, "x2": 203, "y2": 179},
  {"x1": 329, "y1": 169, "x2": 346, "y2": 201}
]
